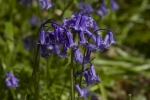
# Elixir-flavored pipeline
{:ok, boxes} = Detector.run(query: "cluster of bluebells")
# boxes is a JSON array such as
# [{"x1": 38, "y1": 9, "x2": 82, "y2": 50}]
[
  {"x1": 79, "y1": 0, "x2": 119, "y2": 18},
  {"x1": 5, "y1": 71, "x2": 19, "y2": 88},
  {"x1": 75, "y1": 64, "x2": 101, "y2": 98},
  {"x1": 36, "y1": 8, "x2": 116, "y2": 98},
  {"x1": 18, "y1": 0, "x2": 53, "y2": 10}
]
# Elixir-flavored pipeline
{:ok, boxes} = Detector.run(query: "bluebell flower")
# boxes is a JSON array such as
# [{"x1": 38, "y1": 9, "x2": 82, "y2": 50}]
[
  {"x1": 63, "y1": 13, "x2": 93, "y2": 31},
  {"x1": 78, "y1": 3, "x2": 94, "y2": 14},
  {"x1": 95, "y1": 34, "x2": 103, "y2": 48},
  {"x1": 63, "y1": 17, "x2": 75, "y2": 29},
  {"x1": 85, "y1": 4, "x2": 94, "y2": 13},
  {"x1": 52, "y1": 23, "x2": 64, "y2": 45},
  {"x1": 84, "y1": 48, "x2": 92, "y2": 63},
  {"x1": 109, "y1": 31, "x2": 116, "y2": 44},
  {"x1": 75, "y1": 84, "x2": 90, "y2": 98},
  {"x1": 54, "y1": 28, "x2": 59, "y2": 43},
  {"x1": 74, "y1": 14, "x2": 82, "y2": 30},
  {"x1": 30, "y1": 15, "x2": 40, "y2": 27},
  {"x1": 78, "y1": 31, "x2": 87, "y2": 45},
  {"x1": 37, "y1": 30, "x2": 50, "y2": 45},
  {"x1": 73, "y1": 47, "x2": 83, "y2": 64},
  {"x1": 48, "y1": 31, "x2": 56, "y2": 44},
  {"x1": 85, "y1": 29, "x2": 96, "y2": 43},
  {"x1": 83, "y1": 65, "x2": 101, "y2": 86},
  {"x1": 99, "y1": 34, "x2": 109, "y2": 50},
  {"x1": 93, "y1": 21, "x2": 99, "y2": 31},
  {"x1": 96, "y1": 10, "x2": 105, "y2": 18},
  {"x1": 87, "y1": 43, "x2": 98, "y2": 51},
  {"x1": 58, "y1": 28, "x2": 65, "y2": 44},
  {"x1": 40, "y1": 29, "x2": 46, "y2": 44},
  {"x1": 110, "y1": 0, "x2": 119, "y2": 10},
  {"x1": 98, "y1": 31, "x2": 116, "y2": 50},
  {"x1": 52, "y1": 44, "x2": 60, "y2": 56},
  {"x1": 60, "y1": 40, "x2": 68, "y2": 57},
  {"x1": 22, "y1": 36, "x2": 34, "y2": 50},
  {"x1": 5, "y1": 71, "x2": 19, "y2": 88},
  {"x1": 100, "y1": 0, "x2": 109, "y2": 14},
  {"x1": 65, "y1": 30, "x2": 77, "y2": 48},
  {"x1": 47, "y1": 43, "x2": 53, "y2": 50},
  {"x1": 40, "y1": 45, "x2": 50, "y2": 57},
  {"x1": 18, "y1": 0, "x2": 34, "y2": 7},
  {"x1": 39, "y1": 0, "x2": 53, "y2": 10}
]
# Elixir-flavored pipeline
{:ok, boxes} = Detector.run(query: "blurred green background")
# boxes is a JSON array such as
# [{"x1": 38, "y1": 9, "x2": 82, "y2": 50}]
[{"x1": 0, "y1": 0, "x2": 150, "y2": 100}]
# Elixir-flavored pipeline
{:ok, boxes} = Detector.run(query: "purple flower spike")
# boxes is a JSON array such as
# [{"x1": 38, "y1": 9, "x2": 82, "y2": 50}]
[
  {"x1": 40, "y1": 45, "x2": 50, "y2": 57},
  {"x1": 73, "y1": 47, "x2": 83, "y2": 64},
  {"x1": 5, "y1": 71, "x2": 19, "y2": 88},
  {"x1": 78, "y1": 31, "x2": 87, "y2": 45},
  {"x1": 109, "y1": 31, "x2": 116, "y2": 44},
  {"x1": 110, "y1": 0, "x2": 119, "y2": 10},
  {"x1": 75, "y1": 84, "x2": 90, "y2": 98},
  {"x1": 40, "y1": 30, "x2": 45, "y2": 44}
]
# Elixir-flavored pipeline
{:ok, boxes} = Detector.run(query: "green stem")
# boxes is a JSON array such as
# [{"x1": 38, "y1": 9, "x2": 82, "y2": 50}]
[
  {"x1": 79, "y1": 47, "x2": 86, "y2": 87},
  {"x1": 23, "y1": 44, "x2": 40, "y2": 100},
  {"x1": 34, "y1": 44, "x2": 40, "y2": 100},
  {"x1": 71, "y1": 47, "x2": 75, "y2": 100},
  {"x1": 70, "y1": 31, "x2": 76, "y2": 100}
]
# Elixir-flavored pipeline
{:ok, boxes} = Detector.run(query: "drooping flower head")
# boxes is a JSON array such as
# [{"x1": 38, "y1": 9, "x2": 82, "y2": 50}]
[
  {"x1": 73, "y1": 47, "x2": 83, "y2": 64},
  {"x1": 30, "y1": 15, "x2": 41, "y2": 27},
  {"x1": 39, "y1": 0, "x2": 53, "y2": 10},
  {"x1": 63, "y1": 12, "x2": 94, "y2": 31},
  {"x1": 5, "y1": 71, "x2": 20, "y2": 88},
  {"x1": 110, "y1": 0, "x2": 119, "y2": 10},
  {"x1": 22, "y1": 35, "x2": 34, "y2": 50},
  {"x1": 78, "y1": 2, "x2": 94, "y2": 14},
  {"x1": 83, "y1": 65, "x2": 101, "y2": 86},
  {"x1": 18, "y1": 0, "x2": 34, "y2": 7},
  {"x1": 75, "y1": 84, "x2": 90, "y2": 98}
]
